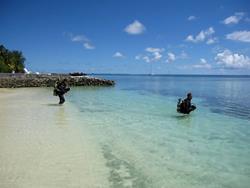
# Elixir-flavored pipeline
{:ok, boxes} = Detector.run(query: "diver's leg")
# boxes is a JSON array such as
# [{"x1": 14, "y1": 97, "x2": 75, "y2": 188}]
[
  {"x1": 59, "y1": 95, "x2": 65, "y2": 104},
  {"x1": 187, "y1": 106, "x2": 196, "y2": 114},
  {"x1": 58, "y1": 95, "x2": 62, "y2": 104},
  {"x1": 188, "y1": 105, "x2": 196, "y2": 113}
]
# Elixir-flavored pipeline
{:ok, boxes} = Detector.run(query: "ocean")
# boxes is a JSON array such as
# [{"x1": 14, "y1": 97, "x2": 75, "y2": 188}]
[
  {"x1": 1, "y1": 75, "x2": 250, "y2": 188},
  {"x1": 68, "y1": 75, "x2": 250, "y2": 188}
]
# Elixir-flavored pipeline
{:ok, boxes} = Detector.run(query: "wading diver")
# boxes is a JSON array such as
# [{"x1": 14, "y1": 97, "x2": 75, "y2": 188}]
[
  {"x1": 53, "y1": 79, "x2": 70, "y2": 104},
  {"x1": 177, "y1": 92, "x2": 196, "y2": 114}
]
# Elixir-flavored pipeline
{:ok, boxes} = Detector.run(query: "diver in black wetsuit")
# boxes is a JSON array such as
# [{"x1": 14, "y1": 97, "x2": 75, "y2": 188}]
[
  {"x1": 177, "y1": 92, "x2": 196, "y2": 114},
  {"x1": 53, "y1": 79, "x2": 70, "y2": 104}
]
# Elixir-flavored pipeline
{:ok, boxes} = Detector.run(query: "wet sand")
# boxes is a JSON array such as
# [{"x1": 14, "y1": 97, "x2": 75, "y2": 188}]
[{"x1": 0, "y1": 88, "x2": 109, "y2": 188}]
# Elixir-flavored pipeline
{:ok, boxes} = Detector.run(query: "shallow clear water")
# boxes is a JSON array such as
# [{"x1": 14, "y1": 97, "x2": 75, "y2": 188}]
[
  {"x1": 66, "y1": 75, "x2": 250, "y2": 188},
  {"x1": 1, "y1": 75, "x2": 250, "y2": 188}
]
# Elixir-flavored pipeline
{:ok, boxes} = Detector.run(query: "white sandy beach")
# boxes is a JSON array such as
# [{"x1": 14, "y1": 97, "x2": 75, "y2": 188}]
[{"x1": 0, "y1": 88, "x2": 109, "y2": 188}]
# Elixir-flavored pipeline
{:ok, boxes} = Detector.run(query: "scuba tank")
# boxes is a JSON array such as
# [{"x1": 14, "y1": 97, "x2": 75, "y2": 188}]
[
  {"x1": 177, "y1": 98, "x2": 182, "y2": 112},
  {"x1": 53, "y1": 80, "x2": 70, "y2": 96},
  {"x1": 176, "y1": 98, "x2": 197, "y2": 114}
]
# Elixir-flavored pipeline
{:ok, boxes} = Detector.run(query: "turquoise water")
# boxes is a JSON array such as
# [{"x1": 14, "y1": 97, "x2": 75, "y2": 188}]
[{"x1": 68, "y1": 75, "x2": 250, "y2": 188}]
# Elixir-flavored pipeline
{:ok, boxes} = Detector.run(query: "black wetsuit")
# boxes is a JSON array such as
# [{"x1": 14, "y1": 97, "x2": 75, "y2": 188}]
[
  {"x1": 54, "y1": 81, "x2": 70, "y2": 104},
  {"x1": 178, "y1": 98, "x2": 196, "y2": 114}
]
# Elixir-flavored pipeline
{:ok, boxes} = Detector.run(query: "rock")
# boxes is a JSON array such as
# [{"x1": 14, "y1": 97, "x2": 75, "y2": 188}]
[
  {"x1": 69, "y1": 72, "x2": 87, "y2": 76},
  {"x1": 0, "y1": 73, "x2": 115, "y2": 88}
]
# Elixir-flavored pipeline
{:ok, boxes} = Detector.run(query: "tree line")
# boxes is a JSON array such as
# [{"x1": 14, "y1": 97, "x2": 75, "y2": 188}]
[{"x1": 0, "y1": 44, "x2": 25, "y2": 73}]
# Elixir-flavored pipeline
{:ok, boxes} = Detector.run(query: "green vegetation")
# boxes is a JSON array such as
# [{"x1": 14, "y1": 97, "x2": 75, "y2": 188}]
[{"x1": 0, "y1": 44, "x2": 26, "y2": 73}]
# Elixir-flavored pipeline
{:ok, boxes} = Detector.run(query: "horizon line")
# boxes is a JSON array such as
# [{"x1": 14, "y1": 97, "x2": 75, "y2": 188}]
[
  {"x1": 1, "y1": 72, "x2": 249, "y2": 77},
  {"x1": 90, "y1": 73, "x2": 250, "y2": 77}
]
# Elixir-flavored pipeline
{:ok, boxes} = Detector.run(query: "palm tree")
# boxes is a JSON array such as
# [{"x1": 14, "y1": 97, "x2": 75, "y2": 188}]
[
  {"x1": 10, "y1": 51, "x2": 25, "y2": 73},
  {"x1": 0, "y1": 44, "x2": 26, "y2": 73},
  {"x1": 0, "y1": 45, "x2": 11, "y2": 72}
]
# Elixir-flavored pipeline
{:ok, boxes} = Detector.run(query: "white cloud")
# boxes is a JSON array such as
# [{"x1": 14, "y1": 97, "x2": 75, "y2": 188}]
[
  {"x1": 206, "y1": 37, "x2": 218, "y2": 44},
  {"x1": 153, "y1": 51, "x2": 162, "y2": 61},
  {"x1": 113, "y1": 52, "x2": 125, "y2": 58},
  {"x1": 83, "y1": 43, "x2": 95, "y2": 50},
  {"x1": 142, "y1": 56, "x2": 150, "y2": 63},
  {"x1": 223, "y1": 12, "x2": 245, "y2": 25},
  {"x1": 136, "y1": 47, "x2": 164, "y2": 63},
  {"x1": 166, "y1": 51, "x2": 188, "y2": 63},
  {"x1": 186, "y1": 27, "x2": 216, "y2": 44},
  {"x1": 215, "y1": 49, "x2": 250, "y2": 69},
  {"x1": 166, "y1": 52, "x2": 176, "y2": 63},
  {"x1": 187, "y1": 16, "x2": 197, "y2": 21},
  {"x1": 65, "y1": 32, "x2": 95, "y2": 50},
  {"x1": 71, "y1": 35, "x2": 89, "y2": 42},
  {"x1": 186, "y1": 35, "x2": 194, "y2": 41},
  {"x1": 193, "y1": 58, "x2": 212, "y2": 69},
  {"x1": 226, "y1": 31, "x2": 250, "y2": 42},
  {"x1": 145, "y1": 47, "x2": 164, "y2": 62},
  {"x1": 124, "y1": 20, "x2": 146, "y2": 35},
  {"x1": 136, "y1": 48, "x2": 188, "y2": 64},
  {"x1": 145, "y1": 47, "x2": 164, "y2": 53},
  {"x1": 201, "y1": 58, "x2": 207, "y2": 64}
]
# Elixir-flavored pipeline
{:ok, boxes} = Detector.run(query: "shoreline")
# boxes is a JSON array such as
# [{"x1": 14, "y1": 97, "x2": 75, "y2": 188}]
[
  {"x1": 0, "y1": 88, "x2": 110, "y2": 188},
  {"x1": 0, "y1": 73, "x2": 115, "y2": 88}
]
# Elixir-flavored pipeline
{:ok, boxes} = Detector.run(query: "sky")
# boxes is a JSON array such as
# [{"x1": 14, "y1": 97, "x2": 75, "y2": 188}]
[{"x1": 1, "y1": 0, "x2": 250, "y2": 74}]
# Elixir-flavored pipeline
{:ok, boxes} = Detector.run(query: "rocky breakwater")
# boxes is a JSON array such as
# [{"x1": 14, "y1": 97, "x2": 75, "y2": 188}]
[{"x1": 0, "y1": 73, "x2": 115, "y2": 88}]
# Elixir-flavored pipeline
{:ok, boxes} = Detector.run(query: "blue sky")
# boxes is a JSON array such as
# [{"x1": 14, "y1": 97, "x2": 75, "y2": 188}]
[{"x1": 1, "y1": 0, "x2": 250, "y2": 74}]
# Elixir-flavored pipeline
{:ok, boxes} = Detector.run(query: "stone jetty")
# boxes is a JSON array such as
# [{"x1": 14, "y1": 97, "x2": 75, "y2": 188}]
[{"x1": 0, "y1": 73, "x2": 115, "y2": 88}]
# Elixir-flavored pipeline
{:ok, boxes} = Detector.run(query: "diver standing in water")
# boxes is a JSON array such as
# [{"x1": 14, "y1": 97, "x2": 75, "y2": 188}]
[
  {"x1": 53, "y1": 79, "x2": 70, "y2": 104},
  {"x1": 177, "y1": 92, "x2": 196, "y2": 114}
]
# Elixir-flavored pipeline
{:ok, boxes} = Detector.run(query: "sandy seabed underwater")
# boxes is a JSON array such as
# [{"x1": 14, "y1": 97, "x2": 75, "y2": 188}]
[{"x1": 0, "y1": 75, "x2": 250, "y2": 188}]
